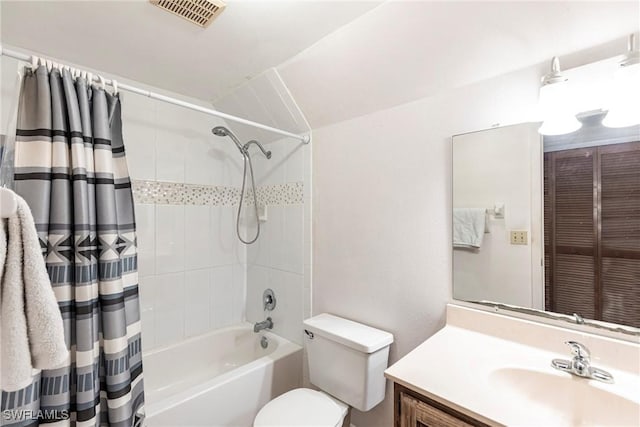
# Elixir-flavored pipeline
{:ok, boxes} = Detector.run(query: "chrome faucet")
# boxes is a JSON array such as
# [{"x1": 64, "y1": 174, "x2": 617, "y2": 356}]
[
  {"x1": 552, "y1": 341, "x2": 614, "y2": 383},
  {"x1": 253, "y1": 317, "x2": 273, "y2": 333}
]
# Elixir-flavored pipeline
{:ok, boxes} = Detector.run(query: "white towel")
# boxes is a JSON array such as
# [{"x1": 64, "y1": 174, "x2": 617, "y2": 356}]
[
  {"x1": 1, "y1": 193, "x2": 68, "y2": 391},
  {"x1": 453, "y1": 208, "x2": 487, "y2": 249}
]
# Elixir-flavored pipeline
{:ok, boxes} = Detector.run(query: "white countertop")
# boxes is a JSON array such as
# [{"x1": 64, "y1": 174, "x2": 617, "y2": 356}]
[{"x1": 384, "y1": 305, "x2": 640, "y2": 426}]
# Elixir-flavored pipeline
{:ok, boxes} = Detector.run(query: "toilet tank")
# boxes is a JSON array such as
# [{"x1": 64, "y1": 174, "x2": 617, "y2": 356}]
[{"x1": 303, "y1": 314, "x2": 394, "y2": 412}]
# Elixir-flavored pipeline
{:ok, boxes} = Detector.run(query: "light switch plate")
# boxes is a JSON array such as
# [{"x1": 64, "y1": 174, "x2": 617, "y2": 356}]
[{"x1": 510, "y1": 230, "x2": 528, "y2": 245}]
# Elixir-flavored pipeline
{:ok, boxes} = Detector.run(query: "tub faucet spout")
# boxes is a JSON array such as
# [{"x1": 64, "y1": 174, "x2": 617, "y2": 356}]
[{"x1": 254, "y1": 317, "x2": 273, "y2": 333}]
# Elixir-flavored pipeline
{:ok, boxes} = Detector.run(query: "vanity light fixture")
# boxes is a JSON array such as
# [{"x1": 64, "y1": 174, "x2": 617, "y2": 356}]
[
  {"x1": 603, "y1": 33, "x2": 640, "y2": 128},
  {"x1": 538, "y1": 57, "x2": 582, "y2": 135}
]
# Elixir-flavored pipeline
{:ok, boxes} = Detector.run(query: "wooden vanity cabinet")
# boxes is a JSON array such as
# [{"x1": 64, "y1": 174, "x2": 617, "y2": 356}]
[{"x1": 394, "y1": 383, "x2": 490, "y2": 427}]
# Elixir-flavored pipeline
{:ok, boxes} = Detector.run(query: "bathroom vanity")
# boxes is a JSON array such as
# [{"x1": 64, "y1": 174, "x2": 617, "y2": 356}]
[
  {"x1": 394, "y1": 383, "x2": 487, "y2": 427},
  {"x1": 385, "y1": 305, "x2": 640, "y2": 427}
]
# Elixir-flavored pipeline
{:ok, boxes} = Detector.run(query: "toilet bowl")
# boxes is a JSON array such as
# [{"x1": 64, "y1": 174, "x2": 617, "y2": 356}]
[
  {"x1": 253, "y1": 314, "x2": 393, "y2": 427},
  {"x1": 253, "y1": 388, "x2": 348, "y2": 427}
]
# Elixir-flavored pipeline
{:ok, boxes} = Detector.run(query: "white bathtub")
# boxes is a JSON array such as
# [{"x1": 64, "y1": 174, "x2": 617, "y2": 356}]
[{"x1": 143, "y1": 324, "x2": 302, "y2": 427}]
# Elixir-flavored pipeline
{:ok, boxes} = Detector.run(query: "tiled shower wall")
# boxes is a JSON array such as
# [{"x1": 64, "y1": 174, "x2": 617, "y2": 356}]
[
  {"x1": 245, "y1": 136, "x2": 311, "y2": 346},
  {"x1": 121, "y1": 91, "x2": 247, "y2": 351}
]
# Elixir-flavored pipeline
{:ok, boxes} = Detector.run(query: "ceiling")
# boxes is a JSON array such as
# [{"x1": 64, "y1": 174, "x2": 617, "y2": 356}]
[
  {"x1": 2, "y1": 1, "x2": 638, "y2": 131},
  {"x1": 277, "y1": 0, "x2": 640, "y2": 128},
  {"x1": 0, "y1": 0, "x2": 382, "y2": 101}
]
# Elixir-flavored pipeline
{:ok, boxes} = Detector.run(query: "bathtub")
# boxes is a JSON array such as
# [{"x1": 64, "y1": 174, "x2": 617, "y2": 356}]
[{"x1": 143, "y1": 324, "x2": 302, "y2": 427}]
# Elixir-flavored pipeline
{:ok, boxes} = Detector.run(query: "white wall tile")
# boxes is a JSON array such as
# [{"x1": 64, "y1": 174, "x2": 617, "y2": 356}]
[
  {"x1": 155, "y1": 273, "x2": 185, "y2": 347},
  {"x1": 135, "y1": 203, "x2": 155, "y2": 277},
  {"x1": 185, "y1": 205, "x2": 212, "y2": 270},
  {"x1": 156, "y1": 137, "x2": 185, "y2": 183},
  {"x1": 185, "y1": 269, "x2": 212, "y2": 337},
  {"x1": 266, "y1": 206, "x2": 285, "y2": 270},
  {"x1": 138, "y1": 276, "x2": 156, "y2": 351},
  {"x1": 155, "y1": 308, "x2": 185, "y2": 347},
  {"x1": 232, "y1": 263, "x2": 247, "y2": 323},
  {"x1": 246, "y1": 265, "x2": 270, "y2": 323},
  {"x1": 245, "y1": 265, "x2": 304, "y2": 345},
  {"x1": 120, "y1": 72, "x2": 310, "y2": 353},
  {"x1": 185, "y1": 138, "x2": 214, "y2": 185},
  {"x1": 121, "y1": 92, "x2": 156, "y2": 181},
  {"x1": 156, "y1": 205, "x2": 185, "y2": 274},
  {"x1": 255, "y1": 144, "x2": 286, "y2": 186},
  {"x1": 282, "y1": 204, "x2": 304, "y2": 274},
  {"x1": 220, "y1": 147, "x2": 244, "y2": 188},
  {"x1": 285, "y1": 143, "x2": 305, "y2": 183},
  {"x1": 211, "y1": 206, "x2": 242, "y2": 266},
  {"x1": 272, "y1": 269, "x2": 304, "y2": 345},
  {"x1": 155, "y1": 272, "x2": 185, "y2": 310},
  {"x1": 210, "y1": 266, "x2": 234, "y2": 328},
  {"x1": 155, "y1": 102, "x2": 187, "y2": 183}
]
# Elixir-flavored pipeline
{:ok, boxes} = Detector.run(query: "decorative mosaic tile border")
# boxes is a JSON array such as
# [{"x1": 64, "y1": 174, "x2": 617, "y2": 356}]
[
  {"x1": 132, "y1": 180, "x2": 303, "y2": 206},
  {"x1": 251, "y1": 182, "x2": 304, "y2": 206}
]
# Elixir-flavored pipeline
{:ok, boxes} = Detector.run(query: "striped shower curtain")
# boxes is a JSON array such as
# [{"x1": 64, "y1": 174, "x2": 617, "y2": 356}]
[{"x1": 1, "y1": 65, "x2": 144, "y2": 426}]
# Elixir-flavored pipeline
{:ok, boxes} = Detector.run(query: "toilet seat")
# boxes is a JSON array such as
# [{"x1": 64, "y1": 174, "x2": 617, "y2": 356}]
[{"x1": 254, "y1": 388, "x2": 348, "y2": 427}]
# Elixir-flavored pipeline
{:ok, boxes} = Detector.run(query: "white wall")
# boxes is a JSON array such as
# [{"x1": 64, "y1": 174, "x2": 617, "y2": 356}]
[
  {"x1": 452, "y1": 123, "x2": 543, "y2": 309},
  {"x1": 305, "y1": 40, "x2": 625, "y2": 426},
  {"x1": 307, "y1": 63, "x2": 562, "y2": 426},
  {"x1": 274, "y1": 5, "x2": 631, "y2": 424}
]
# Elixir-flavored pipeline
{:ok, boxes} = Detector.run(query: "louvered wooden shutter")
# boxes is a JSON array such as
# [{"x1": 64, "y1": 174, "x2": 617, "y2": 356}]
[
  {"x1": 548, "y1": 149, "x2": 596, "y2": 318},
  {"x1": 544, "y1": 142, "x2": 640, "y2": 327},
  {"x1": 544, "y1": 155, "x2": 552, "y2": 310},
  {"x1": 599, "y1": 144, "x2": 640, "y2": 327}
]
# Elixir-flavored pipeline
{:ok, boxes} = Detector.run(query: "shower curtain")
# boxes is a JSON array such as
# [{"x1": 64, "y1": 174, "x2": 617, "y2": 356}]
[{"x1": 1, "y1": 65, "x2": 144, "y2": 426}]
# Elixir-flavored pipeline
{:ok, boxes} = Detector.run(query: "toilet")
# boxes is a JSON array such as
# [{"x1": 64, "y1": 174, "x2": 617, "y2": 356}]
[{"x1": 254, "y1": 313, "x2": 394, "y2": 427}]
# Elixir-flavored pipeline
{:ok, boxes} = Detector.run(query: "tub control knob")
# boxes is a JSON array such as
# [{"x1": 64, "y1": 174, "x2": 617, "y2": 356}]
[{"x1": 263, "y1": 288, "x2": 276, "y2": 311}]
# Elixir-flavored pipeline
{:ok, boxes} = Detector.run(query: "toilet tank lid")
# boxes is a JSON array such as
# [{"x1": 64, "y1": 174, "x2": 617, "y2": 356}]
[{"x1": 303, "y1": 313, "x2": 394, "y2": 353}]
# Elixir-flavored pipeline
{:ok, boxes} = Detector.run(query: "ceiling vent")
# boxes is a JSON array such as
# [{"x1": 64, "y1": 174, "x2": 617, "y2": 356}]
[{"x1": 150, "y1": 0, "x2": 226, "y2": 28}]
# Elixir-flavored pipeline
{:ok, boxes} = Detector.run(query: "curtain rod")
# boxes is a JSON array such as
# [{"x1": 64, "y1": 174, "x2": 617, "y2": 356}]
[{"x1": 0, "y1": 45, "x2": 310, "y2": 144}]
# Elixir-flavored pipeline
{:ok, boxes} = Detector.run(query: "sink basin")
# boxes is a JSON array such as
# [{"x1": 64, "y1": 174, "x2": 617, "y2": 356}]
[{"x1": 490, "y1": 367, "x2": 640, "y2": 426}]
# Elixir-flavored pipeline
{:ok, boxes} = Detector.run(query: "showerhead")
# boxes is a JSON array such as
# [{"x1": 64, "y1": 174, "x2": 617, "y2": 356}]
[
  {"x1": 212, "y1": 126, "x2": 229, "y2": 137},
  {"x1": 212, "y1": 125, "x2": 244, "y2": 154},
  {"x1": 211, "y1": 126, "x2": 272, "y2": 160}
]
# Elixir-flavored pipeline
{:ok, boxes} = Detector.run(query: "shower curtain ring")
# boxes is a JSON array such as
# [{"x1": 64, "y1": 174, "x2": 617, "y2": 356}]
[
  {"x1": 98, "y1": 75, "x2": 106, "y2": 91},
  {"x1": 112, "y1": 79, "x2": 118, "y2": 95},
  {"x1": 30, "y1": 55, "x2": 39, "y2": 69}
]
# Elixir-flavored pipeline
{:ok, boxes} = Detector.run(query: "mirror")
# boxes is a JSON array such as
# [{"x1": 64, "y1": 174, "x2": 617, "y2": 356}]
[{"x1": 452, "y1": 116, "x2": 640, "y2": 335}]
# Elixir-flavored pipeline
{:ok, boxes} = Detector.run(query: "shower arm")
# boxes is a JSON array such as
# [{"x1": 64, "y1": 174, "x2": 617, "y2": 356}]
[
  {"x1": 225, "y1": 130, "x2": 246, "y2": 155},
  {"x1": 243, "y1": 140, "x2": 272, "y2": 159}
]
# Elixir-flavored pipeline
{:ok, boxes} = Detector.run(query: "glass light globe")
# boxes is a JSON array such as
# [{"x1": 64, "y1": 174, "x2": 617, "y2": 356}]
[
  {"x1": 603, "y1": 62, "x2": 640, "y2": 128},
  {"x1": 538, "y1": 81, "x2": 582, "y2": 135}
]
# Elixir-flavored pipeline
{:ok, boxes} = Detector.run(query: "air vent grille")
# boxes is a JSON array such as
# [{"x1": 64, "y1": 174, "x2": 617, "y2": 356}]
[{"x1": 151, "y1": 0, "x2": 226, "y2": 28}]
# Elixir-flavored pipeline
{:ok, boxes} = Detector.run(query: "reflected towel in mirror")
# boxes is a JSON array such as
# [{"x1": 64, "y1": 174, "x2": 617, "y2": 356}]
[{"x1": 453, "y1": 208, "x2": 487, "y2": 249}]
